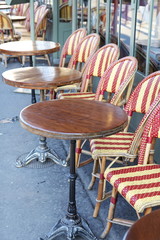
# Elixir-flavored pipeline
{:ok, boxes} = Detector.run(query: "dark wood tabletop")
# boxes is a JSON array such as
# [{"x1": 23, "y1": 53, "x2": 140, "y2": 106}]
[
  {"x1": 2, "y1": 66, "x2": 82, "y2": 90},
  {"x1": 20, "y1": 99, "x2": 128, "y2": 140},
  {"x1": 0, "y1": 40, "x2": 60, "y2": 56},
  {"x1": 124, "y1": 209, "x2": 160, "y2": 240}
]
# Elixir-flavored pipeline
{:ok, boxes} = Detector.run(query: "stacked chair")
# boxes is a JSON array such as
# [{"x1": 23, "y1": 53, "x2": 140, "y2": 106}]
[
  {"x1": 50, "y1": 32, "x2": 101, "y2": 99},
  {"x1": 89, "y1": 71, "x2": 160, "y2": 218},
  {"x1": 101, "y1": 94, "x2": 160, "y2": 238},
  {"x1": 59, "y1": 56, "x2": 138, "y2": 170}
]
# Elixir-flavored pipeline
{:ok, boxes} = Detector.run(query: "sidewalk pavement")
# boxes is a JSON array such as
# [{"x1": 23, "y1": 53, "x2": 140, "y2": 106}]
[{"x1": 0, "y1": 59, "x2": 137, "y2": 240}]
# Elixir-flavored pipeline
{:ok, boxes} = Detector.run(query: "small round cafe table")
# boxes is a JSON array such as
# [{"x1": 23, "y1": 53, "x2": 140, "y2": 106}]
[
  {"x1": 20, "y1": 99, "x2": 128, "y2": 240},
  {"x1": 2, "y1": 67, "x2": 82, "y2": 167},
  {"x1": 0, "y1": 40, "x2": 60, "y2": 103}
]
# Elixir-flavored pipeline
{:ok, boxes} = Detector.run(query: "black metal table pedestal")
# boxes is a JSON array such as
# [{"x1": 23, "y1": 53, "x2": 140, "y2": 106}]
[{"x1": 40, "y1": 140, "x2": 98, "y2": 240}]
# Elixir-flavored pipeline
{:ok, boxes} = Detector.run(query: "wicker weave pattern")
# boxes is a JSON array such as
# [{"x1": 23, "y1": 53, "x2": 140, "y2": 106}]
[
  {"x1": 104, "y1": 164, "x2": 160, "y2": 213},
  {"x1": 58, "y1": 43, "x2": 120, "y2": 99},
  {"x1": 90, "y1": 132, "x2": 134, "y2": 159},
  {"x1": 138, "y1": 103, "x2": 160, "y2": 164},
  {"x1": 59, "y1": 92, "x2": 96, "y2": 100},
  {"x1": 68, "y1": 33, "x2": 100, "y2": 69},
  {"x1": 125, "y1": 72, "x2": 160, "y2": 115},
  {"x1": 59, "y1": 28, "x2": 87, "y2": 67},
  {"x1": 90, "y1": 94, "x2": 160, "y2": 160},
  {"x1": 95, "y1": 56, "x2": 137, "y2": 101}
]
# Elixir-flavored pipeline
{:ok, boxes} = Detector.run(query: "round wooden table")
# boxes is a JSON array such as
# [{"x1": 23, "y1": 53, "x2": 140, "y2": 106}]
[
  {"x1": 2, "y1": 66, "x2": 81, "y2": 101},
  {"x1": 0, "y1": 4, "x2": 11, "y2": 9},
  {"x1": 20, "y1": 99, "x2": 128, "y2": 240},
  {"x1": 123, "y1": 209, "x2": 160, "y2": 240},
  {"x1": 8, "y1": 15, "x2": 26, "y2": 22},
  {"x1": 0, "y1": 40, "x2": 60, "y2": 56},
  {"x1": 2, "y1": 67, "x2": 82, "y2": 167},
  {"x1": 0, "y1": 1, "x2": 6, "y2": 5},
  {"x1": 0, "y1": 40, "x2": 60, "y2": 103}
]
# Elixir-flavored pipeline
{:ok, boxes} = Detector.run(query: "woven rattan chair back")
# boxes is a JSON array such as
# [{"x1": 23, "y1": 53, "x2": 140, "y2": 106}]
[
  {"x1": 24, "y1": 1, "x2": 39, "y2": 32},
  {"x1": 34, "y1": 5, "x2": 47, "y2": 25},
  {"x1": 59, "y1": 28, "x2": 87, "y2": 67},
  {"x1": 124, "y1": 71, "x2": 160, "y2": 130},
  {"x1": 80, "y1": 43, "x2": 120, "y2": 92},
  {"x1": 0, "y1": 12, "x2": 21, "y2": 43},
  {"x1": 95, "y1": 56, "x2": 138, "y2": 105},
  {"x1": 35, "y1": 9, "x2": 49, "y2": 40},
  {"x1": 18, "y1": 3, "x2": 30, "y2": 16},
  {"x1": 68, "y1": 33, "x2": 100, "y2": 72},
  {"x1": 138, "y1": 100, "x2": 160, "y2": 165}
]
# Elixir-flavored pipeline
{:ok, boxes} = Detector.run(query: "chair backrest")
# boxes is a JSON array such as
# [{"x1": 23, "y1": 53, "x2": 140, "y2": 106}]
[
  {"x1": 95, "y1": 56, "x2": 138, "y2": 105},
  {"x1": 34, "y1": 5, "x2": 47, "y2": 24},
  {"x1": 59, "y1": 28, "x2": 87, "y2": 67},
  {"x1": 124, "y1": 71, "x2": 160, "y2": 128},
  {"x1": 35, "y1": 9, "x2": 49, "y2": 40},
  {"x1": 127, "y1": 93, "x2": 160, "y2": 159},
  {"x1": 137, "y1": 97, "x2": 160, "y2": 165},
  {"x1": 0, "y1": 12, "x2": 14, "y2": 42},
  {"x1": 68, "y1": 33, "x2": 100, "y2": 72},
  {"x1": 18, "y1": 3, "x2": 30, "y2": 16},
  {"x1": 24, "y1": 1, "x2": 39, "y2": 32},
  {"x1": 80, "y1": 43, "x2": 120, "y2": 92}
]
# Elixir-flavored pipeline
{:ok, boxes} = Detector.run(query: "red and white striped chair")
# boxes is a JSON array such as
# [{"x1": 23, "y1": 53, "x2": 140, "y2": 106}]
[
  {"x1": 59, "y1": 43, "x2": 120, "y2": 98},
  {"x1": 59, "y1": 28, "x2": 87, "y2": 67},
  {"x1": 59, "y1": 56, "x2": 138, "y2": 167},
  {"x1": 101, "y1": 97, "x2": 160, "y2": 238},
  {"x1": 89, "y1": 71, "x2": 160, "y2": 217},
  {"x1": 51, "y1": 32, "x2": 100, "y2": 98}
]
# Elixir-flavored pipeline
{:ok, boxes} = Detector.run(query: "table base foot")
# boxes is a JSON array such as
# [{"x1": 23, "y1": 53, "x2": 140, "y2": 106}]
[
  {"x1": 16, "y1": 136, "x2": 67, "y2": 168},
  {"x1": 40, "y1": 215, "x2": 98, "y2": 240}
]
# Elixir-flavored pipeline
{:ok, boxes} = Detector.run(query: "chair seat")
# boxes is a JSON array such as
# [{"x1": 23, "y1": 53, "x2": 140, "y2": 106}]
[
  {"x1": 104, "y1": 164, "x2": 160, "y2": 213},
  {"x1": 59, "y1": 92, "x2": 96, "y2": 100},
  {"x1": 55, "y1": 83, "x2": 81, "y2": 93},
  {"x1": 90, "y1": 132, "x2": 134, "y2": 159}
]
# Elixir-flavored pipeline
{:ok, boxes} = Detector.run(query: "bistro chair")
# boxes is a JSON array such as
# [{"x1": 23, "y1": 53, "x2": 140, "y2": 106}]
[
  {"x1": 0, "y1": 12, "x2": 21, "y2": 67},
  {"x1": 89, "y1": 71, "x2": 160, "y2": 218},
  {"x1": 51, "y1": 32, "x2": 100, "y2": 98},
  {"x1": 59, "y1": 43, "x2": 120, "y2": 96},
  {"x1": 59, "y1": 56, "x2": 138, "y2": 168},
  {"x1": 10, "y1": 3, "x2": 30, "y2": 17},
  {"x1": 13, "y1": 1, "x2": 39, "y2": 30},
  {"x1": 59, "y1": 28, "x2": 87, "y2": 67},
  {"x1": 101, "y1": 97, "x2": 160, "y2": 238},
  {"x1": 21, "y1": 8, "x2": 50, "y2": 66}
]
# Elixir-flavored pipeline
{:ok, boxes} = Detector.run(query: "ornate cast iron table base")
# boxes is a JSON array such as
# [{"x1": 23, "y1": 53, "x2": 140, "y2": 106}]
[
  {"x1": 16, "y1": 136, "x2": 67, "y2": 167},
  {"x1": 40, "y1": 215, "x2": 97, "y2": 240}
]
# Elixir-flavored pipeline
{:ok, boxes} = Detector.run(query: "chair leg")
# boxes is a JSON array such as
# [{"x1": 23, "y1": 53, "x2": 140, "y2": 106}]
[
  {"x1": 88, "y1": 159, "x2": 99, "y2": 190},
  {"x1": 3, "y1": 55, "x2": 7, "y2": 67},
  {"x1": 22, "y1": 56, "x2": 25, "y2": 66},
  {"x1": 144, "y1": 207, "x2": 152, "y2": 215},
  {"x1": 100, "y1": 187, "x2": 118, "y2": 239},
  {"x1": 75, "y1": 139, "x2": 82, "y2": 167},
  {"x1": 93, "y1": 156, "x2": 106, "y2": 218},
  {"x1": 45, "y1": 54, "x2": 51, "y2": 66}
]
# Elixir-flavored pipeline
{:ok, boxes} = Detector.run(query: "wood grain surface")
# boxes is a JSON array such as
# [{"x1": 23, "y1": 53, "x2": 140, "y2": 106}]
[
  {"x1": 20, "y1": 99, "x2": 128, "y2": 140},
  {"x1": 2, "y1": 67, "x2": 82, "y2": 89},
  {"x1": 0, "y1": 40, "x2": 60, "y2": 56}
]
